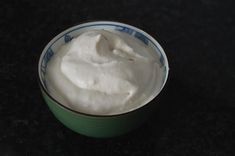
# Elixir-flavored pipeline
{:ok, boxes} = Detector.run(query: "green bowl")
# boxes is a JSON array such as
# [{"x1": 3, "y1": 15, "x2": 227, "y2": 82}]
[{"x1": 38, "y1": 21, "x2": 169, "y2": 138}]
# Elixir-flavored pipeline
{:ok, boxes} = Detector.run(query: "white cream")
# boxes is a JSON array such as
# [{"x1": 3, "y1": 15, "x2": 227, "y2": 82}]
[{"x1": 46, "y1": 30, "x2": 163, "y2": 115}]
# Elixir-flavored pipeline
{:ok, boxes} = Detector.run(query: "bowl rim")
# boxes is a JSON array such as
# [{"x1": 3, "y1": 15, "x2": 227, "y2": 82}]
[{"x1": 38, "y1": 20, "x2": 169, "y2": 117}]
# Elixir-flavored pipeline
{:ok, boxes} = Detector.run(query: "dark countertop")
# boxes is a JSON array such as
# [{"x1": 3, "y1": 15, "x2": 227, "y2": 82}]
[{"x1": 1, "y1": 0, "x2": 235, "y2": 155}]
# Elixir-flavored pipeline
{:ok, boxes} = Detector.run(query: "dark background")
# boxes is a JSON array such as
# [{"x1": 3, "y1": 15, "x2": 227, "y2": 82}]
[{"x1": 1, "y1": 0, "x2": 235, "y2": 155}]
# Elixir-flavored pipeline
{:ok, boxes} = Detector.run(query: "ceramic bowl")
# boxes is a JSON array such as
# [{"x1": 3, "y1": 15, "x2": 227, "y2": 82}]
[{"x1": 38, "y1": 21, "x2": 169, "y2": 138}]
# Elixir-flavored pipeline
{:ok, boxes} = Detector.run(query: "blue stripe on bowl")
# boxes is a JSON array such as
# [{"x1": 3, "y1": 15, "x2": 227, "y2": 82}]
[
  {"x1": 115, "y1": 26, "x2": 134, "y2": 35},
  {"x1": 64, "y1": 34, "x2": 73, "y2": 43},
  {"x1": 41, "y1": 48, "x2": 54, "y2": 77},
  {"x1": 134, "y1": 31, "x2": 149, "y2": 45}
]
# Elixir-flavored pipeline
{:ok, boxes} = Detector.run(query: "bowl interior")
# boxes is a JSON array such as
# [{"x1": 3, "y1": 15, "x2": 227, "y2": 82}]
[{"x1": 38, "y1": 21, "x2": 169, "y2": 116}]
